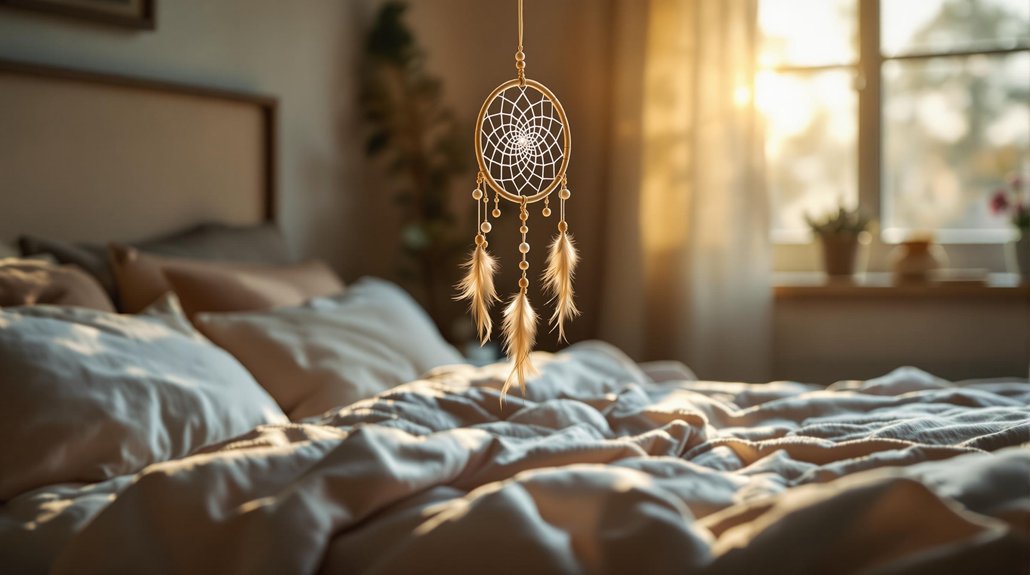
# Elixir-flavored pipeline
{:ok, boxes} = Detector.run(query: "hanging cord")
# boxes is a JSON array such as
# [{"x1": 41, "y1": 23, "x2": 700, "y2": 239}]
[
  {"x1": 518, "y1": 0, "x2": 523, "y2": 50},
  {"x1": 519, "y1": 195, "x2": 530, "y2": 291},
  {"x1": 515, "y1": 0, "x2": 526, "y2": 86}
]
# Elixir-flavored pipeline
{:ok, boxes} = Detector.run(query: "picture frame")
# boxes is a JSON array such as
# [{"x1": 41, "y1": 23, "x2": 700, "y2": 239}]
[{"x1": 0, "y1": 0, "x2": 155, "y2": 30}]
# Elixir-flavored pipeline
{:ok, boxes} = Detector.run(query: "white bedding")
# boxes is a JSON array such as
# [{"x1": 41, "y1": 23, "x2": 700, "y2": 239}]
[{"x1": 1, "y1": 342, "x2": 1028, "y2": 574}]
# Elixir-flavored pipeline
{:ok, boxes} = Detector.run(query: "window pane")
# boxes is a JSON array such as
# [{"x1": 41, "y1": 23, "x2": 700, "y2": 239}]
[
  {"x1": 760, "y1": 70, "x2": 859, "y2": 238},
  {"x1": 882, "y1": 0, "x2": 1030, "y2": 56},
  {"x1": 883, "y1": 53, "x2": 1030, "y2": 241},
  {"x1": 759, "y1": 0, "x2": 857, "y2": 67}
]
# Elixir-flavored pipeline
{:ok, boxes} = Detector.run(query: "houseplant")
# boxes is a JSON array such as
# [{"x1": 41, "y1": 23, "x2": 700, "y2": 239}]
[
  {"x1": 806, "y1": 206, "x2": 871, "y2": 277},
  {"x1": 989, "y1": 175, "x2": 1029, "y2": 281},
  {"x1": 360, "y1": 1, "x2": 469, "y2": 329}
]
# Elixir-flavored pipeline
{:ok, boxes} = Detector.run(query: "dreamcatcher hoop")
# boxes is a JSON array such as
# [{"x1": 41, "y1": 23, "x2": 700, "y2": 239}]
[
  {"x1": 456, "y1": 0, "x2": 580, "y2": 404},
  {"x1": 474, "y1": 78, "x2": 571, "y2": 204}
]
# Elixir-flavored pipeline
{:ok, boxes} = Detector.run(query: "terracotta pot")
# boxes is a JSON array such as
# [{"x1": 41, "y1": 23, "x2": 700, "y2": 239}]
[
  {"x1": 890, "y1": 239, "x2": 948, "y2": 283},
  {"x1": 818, "y1": 234, "x2": 862, "y2": 276}
]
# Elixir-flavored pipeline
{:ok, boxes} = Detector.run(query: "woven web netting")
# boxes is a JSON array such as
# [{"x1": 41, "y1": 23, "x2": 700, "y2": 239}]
[{"x1": 479, "y1": 85, "x2": 565, "y2": 197}]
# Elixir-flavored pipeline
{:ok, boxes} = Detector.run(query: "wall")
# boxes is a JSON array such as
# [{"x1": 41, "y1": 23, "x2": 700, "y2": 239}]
[
  {"x1": 774, "y1": 294, "x2": 1029, "y2": 383},
  {"x1": 0, "y1": 0, "x2": 369, "y2": 279}
]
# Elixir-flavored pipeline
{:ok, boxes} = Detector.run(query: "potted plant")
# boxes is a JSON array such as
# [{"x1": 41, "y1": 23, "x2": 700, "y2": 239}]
[
  {"x1": 989, "y1": 175, "x2": 1029, "y2": 282},
  {"x1": 360, "y1": 2, "x2": 469, "y2": 330},
  {"x1": 806, "y1": 206, "x2": 871, "y2": 277}
]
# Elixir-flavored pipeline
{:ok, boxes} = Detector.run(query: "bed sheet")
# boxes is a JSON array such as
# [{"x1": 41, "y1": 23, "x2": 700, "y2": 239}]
[{"x1": 2, "y1": 341, "x2": 1027, "y2": 574}]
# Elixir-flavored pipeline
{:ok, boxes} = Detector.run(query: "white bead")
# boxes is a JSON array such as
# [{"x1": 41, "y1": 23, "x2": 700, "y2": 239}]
[
  {"x1": 472, "y1": 188, "x2": 483, "y2": 200},
  {"x1": 558, "y1": 188, "x2": 571, "y2": 200},
  {"x1": 480, "y1": 221, "x2": 492, "y2": 233},
  {"x1": 518, "y1": 242, "x2": 530, "y2": 254}
]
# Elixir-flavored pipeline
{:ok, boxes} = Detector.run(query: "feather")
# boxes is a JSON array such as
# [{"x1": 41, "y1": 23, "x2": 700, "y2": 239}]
[
  {"x1": 500, "y1": 290, "x2": 537, "y2": 402},
  {"x1": 454, "y1": 245, "x2": 498, "y2": 345},
  {"x1": 542, "y1": 232, "x2": 580, "y2": 342}
]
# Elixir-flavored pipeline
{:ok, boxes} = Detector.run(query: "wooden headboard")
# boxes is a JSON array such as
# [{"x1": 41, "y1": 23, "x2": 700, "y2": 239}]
[{"x1": 0, "y1": 59, "x2": 277, "y2": 244}]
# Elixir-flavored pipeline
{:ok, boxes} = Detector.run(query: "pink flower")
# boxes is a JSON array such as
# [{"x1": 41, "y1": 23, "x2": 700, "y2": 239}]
[
  {"x1": 990, "y1": 189, "x2": 1010, "y2": 214},
  {"x1": 1009, "y1": 174, "x2": 1024, "y2": 190}
]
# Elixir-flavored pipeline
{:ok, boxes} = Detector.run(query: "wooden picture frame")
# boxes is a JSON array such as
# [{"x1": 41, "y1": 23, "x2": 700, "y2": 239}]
[{"x1": 0, "y1": 0, "x2": 155, "y2": 30}]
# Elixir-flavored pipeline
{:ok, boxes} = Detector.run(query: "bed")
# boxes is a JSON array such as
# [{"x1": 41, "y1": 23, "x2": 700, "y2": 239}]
[{"x1": 0, "y1": 60, "x2": 1028, "y2": 575}]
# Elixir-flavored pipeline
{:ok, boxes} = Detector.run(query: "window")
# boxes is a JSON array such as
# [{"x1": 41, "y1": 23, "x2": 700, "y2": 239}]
[{"x1": 759, "y1": 0, "x2": 1030, "y2": 247}]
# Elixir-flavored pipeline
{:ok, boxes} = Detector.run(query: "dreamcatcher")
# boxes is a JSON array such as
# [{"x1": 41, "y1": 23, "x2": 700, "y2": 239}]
[{"x1": 455, "y1": 0, "x2": 578, "y2": 401}]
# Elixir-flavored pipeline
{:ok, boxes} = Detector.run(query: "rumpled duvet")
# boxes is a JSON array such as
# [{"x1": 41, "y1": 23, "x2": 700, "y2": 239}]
[{"x1": 2, "y1": 341, "x2": 1028, "y2": 574}]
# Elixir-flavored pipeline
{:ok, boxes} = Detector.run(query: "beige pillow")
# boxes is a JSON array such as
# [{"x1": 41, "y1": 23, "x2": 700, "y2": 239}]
[
  {"x1": 193, "y1": 278, "x2": 465, "y2": 420},
  {"x1": 163, "y1": 260, "x2": 345, "y2": 319},
  {"x1": 0, "y1": 259, "x2": 115, "y2": 312},
  {"x1": 22, "y1": 224, "x2": 292, "y2": 309},
  {"x1": 109, "y1": 244, "x2": 344, "y2": 314}
]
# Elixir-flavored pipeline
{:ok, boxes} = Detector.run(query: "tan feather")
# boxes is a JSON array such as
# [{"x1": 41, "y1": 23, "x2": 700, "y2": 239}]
[
  {"x1": 454, "y1": 245, "x2": 498, "y2": 345},
  {"x1": 542, "y1": 232, "x2": 580, "y2": 342},
  {"x1": 500, "y1": 290, "x2": 537, "y2": 402}
]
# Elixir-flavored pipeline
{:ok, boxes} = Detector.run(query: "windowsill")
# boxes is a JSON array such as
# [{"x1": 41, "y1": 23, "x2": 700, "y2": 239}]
[
  {"x1": 773, "y1": 242, "x2": 1012, "y2": 277},
  {"x1": 773, "y1": 272, "x2": 1029, "y2": 299}
]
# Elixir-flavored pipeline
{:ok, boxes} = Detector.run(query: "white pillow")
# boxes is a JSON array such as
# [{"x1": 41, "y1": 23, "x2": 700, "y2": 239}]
[
  {"x1": 0, "y1": 305, "x2": 287, "y2": 501},
  {"x1": 193, "y1": 277, "x2": 465, "y2": 420},
  {"x1": 138, "y1": 291, "x2": 202, "y2": 339}
]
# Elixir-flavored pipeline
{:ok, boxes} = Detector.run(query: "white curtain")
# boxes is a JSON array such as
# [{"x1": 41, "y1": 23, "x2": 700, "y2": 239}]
[{"x1": 599, "y1": 0, "x2": 771, "y2": 381}]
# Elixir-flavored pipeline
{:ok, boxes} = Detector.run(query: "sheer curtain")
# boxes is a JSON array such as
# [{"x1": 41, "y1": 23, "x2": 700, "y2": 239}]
[{"x1": 599, "y1": 0, "x2": 771, "y2": 381}]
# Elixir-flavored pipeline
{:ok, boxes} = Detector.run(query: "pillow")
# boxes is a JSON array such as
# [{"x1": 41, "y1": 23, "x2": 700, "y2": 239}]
[
  {"x1": 110, "y1": 245, "x2": 344, "y2": 314},
  {"x1": 193, "y1": 278, "x2": 465, "y2": 420},
  {"x1": 0, "y1": 259, "x2": 115, "y2": 312},
  {"x1": 163, "y1": 259, "x2": 346, "y2": 318},
  {"x1": 0, "y1": 305, "x2": 287, "y2": 501},
  {"x1": 17, "y1": 237, "x2": 115, "y2": 300},
  {"x1": 0, "y1": 241, "x2": 19, "y2": 259},
  {"x1": 19, "y1": 223, "x2": 293, "y2": 309},
  {"x1": 132, "y1": 222, "x2": 293, "y2": 263},
  {"x1": 138, "y1": 291, "x2": 204, "y2": 339}
]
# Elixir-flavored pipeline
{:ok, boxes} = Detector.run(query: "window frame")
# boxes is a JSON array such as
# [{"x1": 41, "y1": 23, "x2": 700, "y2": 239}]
[{"x1": 767, "y1": 0, "x2": 1030, "y2": 273}]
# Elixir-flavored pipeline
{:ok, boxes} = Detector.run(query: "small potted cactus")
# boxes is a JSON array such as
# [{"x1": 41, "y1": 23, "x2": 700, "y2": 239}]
[{"x1": 806, "y1": 206, "x2": 872, "y2": 277}]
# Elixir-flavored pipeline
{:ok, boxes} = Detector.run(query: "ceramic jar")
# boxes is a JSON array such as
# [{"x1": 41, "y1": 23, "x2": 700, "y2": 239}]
[{"x1": 890, "y1": 239, "x2": 948, "y2": 283}]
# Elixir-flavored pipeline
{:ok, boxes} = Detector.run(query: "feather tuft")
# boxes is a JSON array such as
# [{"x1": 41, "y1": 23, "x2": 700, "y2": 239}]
[
  {"x1": 500, "y1": 290, "x2": 537, "y2": 403},
  {"x1": 542, "y1": 232, "x2": 580, "y2": 342},
  {"x1": 454, "y1": 245, "x2": 499, "y2": 345}
]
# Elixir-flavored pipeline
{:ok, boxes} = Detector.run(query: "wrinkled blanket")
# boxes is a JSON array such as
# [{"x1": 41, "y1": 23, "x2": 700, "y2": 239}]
[{"x1": 3, "y1": 341, "x2": 1029, "y2": 574}]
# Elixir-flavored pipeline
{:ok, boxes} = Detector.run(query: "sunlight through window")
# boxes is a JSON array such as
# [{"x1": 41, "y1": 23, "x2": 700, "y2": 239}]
[{"x1": 759, "y1": 0, "x2": 1030, "y2": 244}]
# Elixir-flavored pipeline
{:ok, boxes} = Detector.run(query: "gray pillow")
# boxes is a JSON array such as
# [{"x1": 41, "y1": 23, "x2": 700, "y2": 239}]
[
  {"x1": 0, "y1": 241, "x2": 19, "y2": 259},
  {"x1": 18, "y1": 222, "x2": 293, "y2": 310},
  {"x1": 135, "y1": 222, "x2": 293, "y2": 263}
]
